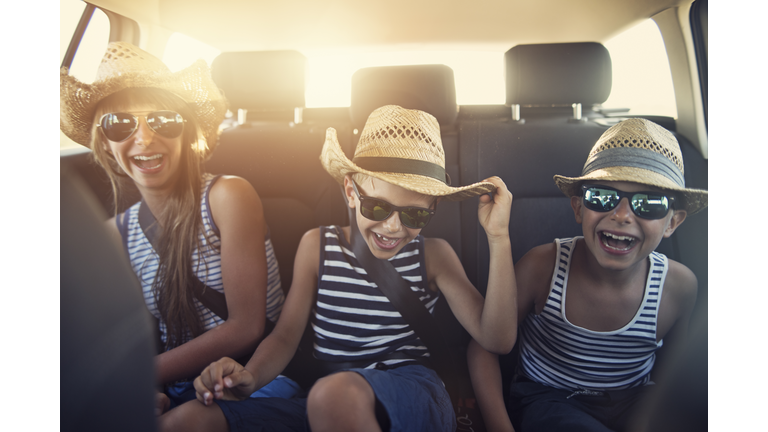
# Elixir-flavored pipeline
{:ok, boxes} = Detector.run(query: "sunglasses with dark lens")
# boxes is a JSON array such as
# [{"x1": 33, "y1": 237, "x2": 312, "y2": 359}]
[
  {"x1": 99, "y1": 111, "x2": 186, "y2": 142},
  {"x1": 352, "y1": 181, "x2": 436, "y2": 229},
  {"x1": 582, "y1": 184, "x2": 675, "y2": 220}
]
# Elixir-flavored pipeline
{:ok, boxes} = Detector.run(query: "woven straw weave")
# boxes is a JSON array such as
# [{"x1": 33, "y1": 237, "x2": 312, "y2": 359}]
[
  {"x1": 321, "y1": 105, "x2": 494, "y2": 201},
  {"x1": 60, "y1": 42, "x2": 227, "y2": 160},
  {"x1": 554, "y1": 118, "x2": 707, "y2": 214}
]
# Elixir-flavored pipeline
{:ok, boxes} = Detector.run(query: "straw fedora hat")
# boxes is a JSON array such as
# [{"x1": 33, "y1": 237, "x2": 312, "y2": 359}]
[
  {"x1": 554, "y1": 118, "x2": 708, "y2": 214},
  {"x1": 320, "y1": 105, "x2": 495, "y2": 201},
  {"x1": 60, "y1": 41, "x2": 227, "y2": 159}
]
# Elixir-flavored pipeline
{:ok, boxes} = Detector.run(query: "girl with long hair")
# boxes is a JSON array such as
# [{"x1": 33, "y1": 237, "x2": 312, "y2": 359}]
[{"x1": 61, "y1": 42, "x2": 295, "y2": 413}]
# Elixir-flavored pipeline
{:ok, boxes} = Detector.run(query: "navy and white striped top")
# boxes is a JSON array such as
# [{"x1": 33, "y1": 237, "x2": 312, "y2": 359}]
[
  {"x1": 117, "y1": 173, "x2": 284, "y2": 348},
  {"x1": 518, "y1": 237, "x2": 666, "y2": 391},
  {"x1": 312, "y1": 225, "x2": 439, "y2": 369}
]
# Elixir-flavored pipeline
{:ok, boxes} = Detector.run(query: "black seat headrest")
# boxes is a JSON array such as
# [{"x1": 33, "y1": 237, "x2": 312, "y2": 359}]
[
  {"x1": 505, "y1": 42, "x2": 612, "y2": 106},
  {"x1": 350, "y1": 64, "x2": 458, "y2": 128},
  {"x1": 211, "y1": 50, "x2": 306, "y2": 111}
]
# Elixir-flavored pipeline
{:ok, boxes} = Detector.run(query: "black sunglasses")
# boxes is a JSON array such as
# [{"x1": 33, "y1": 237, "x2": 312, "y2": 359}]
[
  {"x1": 351, "y1": 181, "x2": 436, "y2": 229},
  {"x1": 98, "y1": 111, "x2": 186, "y2": 142},
  {"x1": 582, "y1": 184, "x2": 675, "y2": 220}
]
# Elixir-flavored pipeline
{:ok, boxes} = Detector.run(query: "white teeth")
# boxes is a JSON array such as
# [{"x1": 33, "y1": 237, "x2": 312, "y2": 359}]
[
  {"x1": 603, "y1": 232, "x2": 635, "y2": 241},
  {"x1": 133, "y1": 154, "x2": 162, "y2": 161},
  {"x1": 375, "y1": 233, "x2": 397, "y2": 244}
]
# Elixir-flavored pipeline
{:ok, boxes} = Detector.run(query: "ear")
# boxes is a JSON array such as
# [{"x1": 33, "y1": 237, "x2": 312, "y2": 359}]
[
  {"x1": 662, "y1": 209, "x2": 688, "y2": 238},
  {"x1": 570, "y1": 195, "x2": 584, "y2": 224},
  {"x1": 343, "y1": 175, "x2": 356, "y2": 209}
]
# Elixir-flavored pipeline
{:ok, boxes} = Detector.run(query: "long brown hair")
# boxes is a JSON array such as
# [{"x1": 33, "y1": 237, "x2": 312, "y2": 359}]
[{"x1": 91, "y1": 87, "x2": 212, "y2": 350}]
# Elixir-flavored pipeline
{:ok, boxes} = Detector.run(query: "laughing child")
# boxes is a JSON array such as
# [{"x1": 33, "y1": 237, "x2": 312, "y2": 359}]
[
  {"x1": 468, "y1": 118, "x2": 708, "y2": 432},
  {"x1": 160, "y1": 105, "x2": 517, "y2": 432}
]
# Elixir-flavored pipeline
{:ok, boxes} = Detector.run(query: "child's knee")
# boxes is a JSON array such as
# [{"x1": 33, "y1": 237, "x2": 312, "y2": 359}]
[
  {"x1": 309, "y1": 372, "x2": 375, "y2": 410},
  {"x1": 158, "y1": 400, "x2": 227, "y2": 432}
]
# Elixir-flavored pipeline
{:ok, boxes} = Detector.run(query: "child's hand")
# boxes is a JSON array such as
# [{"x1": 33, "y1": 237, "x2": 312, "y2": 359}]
[
  {"x1": 154, "y1": 391, "x2": 170, "y2": 416},
  {"x1": 478, "y1": 176, "x2": 513, "y2": 240},
  {"x1": 193, "y1": 357, "x2": 258, "y2": 405}
]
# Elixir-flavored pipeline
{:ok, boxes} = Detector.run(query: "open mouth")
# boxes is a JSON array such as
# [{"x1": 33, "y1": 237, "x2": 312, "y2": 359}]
[
  {"x1": 600, "y1": 231, "x2": 637, "y2": 251},
  {"x1": 132, "y1": 154, "x2": 163, "y2": 170},
  {"x1": 372, "y1": 232, "x2": 403, "y2": 250}
]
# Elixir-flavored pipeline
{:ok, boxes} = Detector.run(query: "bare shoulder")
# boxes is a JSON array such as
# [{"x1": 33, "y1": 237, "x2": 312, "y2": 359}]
[
  {"x1": 664, "y1": 259, "x2": 698, "y2": 305},
  {"x1": 209, "y1": 175, "x2": 261, "y2": 205},
  {"x1": 516, "y1": 242, "x2": 558, "y2": 319},
  {"x1": 423, "y1": 237, "x2": 462, "y2": 277},
  {"x1": 293, "y1": 227, "x2": 323, "y2": 280},
  {"x1": 208, "y1": 175, "x2": 264, "y2": 230},
  {"x1": 516, "y1": 242, "x2": 557, "y2": 280}
]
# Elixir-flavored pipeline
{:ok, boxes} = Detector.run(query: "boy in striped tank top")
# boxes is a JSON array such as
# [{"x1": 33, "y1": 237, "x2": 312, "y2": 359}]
[
  {"x1": 174, "y1": 105, "x2": 517, "y2": 432},
  {"x1": 468, "y1": 119, "x2": 708, "y2": 432}
]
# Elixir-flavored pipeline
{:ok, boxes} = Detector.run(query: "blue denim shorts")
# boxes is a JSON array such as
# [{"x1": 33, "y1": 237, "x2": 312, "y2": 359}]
[{"x1": 215, "y1": 364, "x2": 455, "y2": 432}]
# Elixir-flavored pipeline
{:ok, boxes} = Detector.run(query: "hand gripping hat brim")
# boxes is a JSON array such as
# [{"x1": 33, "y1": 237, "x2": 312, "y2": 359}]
[
  {"x1": 320, "y1": 105, "x2": 495, "y2": 201},
  {"x1": 60, "y1": 42, "x2": 228, "y2": 160},
  {"x1": 554, "y1": 118, "x2": 708, "y2": 214}
]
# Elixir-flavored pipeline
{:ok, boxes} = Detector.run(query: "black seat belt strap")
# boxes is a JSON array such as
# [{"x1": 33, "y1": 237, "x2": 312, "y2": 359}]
[
  {"x1": 348, "y1": 210, "x2": 460, "y2": 400},
  {"x1": 138, "y1": 200, "x2": 230, "y2": 320}
]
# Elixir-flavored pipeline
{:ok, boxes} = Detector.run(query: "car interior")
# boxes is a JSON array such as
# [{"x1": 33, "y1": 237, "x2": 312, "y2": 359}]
[{"x1": 60, "y1": 1, "x2": 708, "y2": 430}]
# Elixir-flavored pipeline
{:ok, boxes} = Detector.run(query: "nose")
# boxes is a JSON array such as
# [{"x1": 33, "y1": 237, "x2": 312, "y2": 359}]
[
  {"x1": 382, "y1": 211, "x2": 403, "y2": 233},
  {"x1": 133, "y1": 117, "x2": 154, "y2": 147},
  {"x1": 611, "y1": 198, "x2": 634, "y2": 222}
]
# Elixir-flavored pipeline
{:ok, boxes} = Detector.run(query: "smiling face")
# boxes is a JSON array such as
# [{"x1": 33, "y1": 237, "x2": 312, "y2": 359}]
[
  {"x1": 344, "y1": 174, "x2": 435, "y2": 260},
  {"x1": 571, "y1": 180, "x2": 687, "y2": 272},
  {"x1": 92, "y1": 88, "x2": 197, "y2": 198}
]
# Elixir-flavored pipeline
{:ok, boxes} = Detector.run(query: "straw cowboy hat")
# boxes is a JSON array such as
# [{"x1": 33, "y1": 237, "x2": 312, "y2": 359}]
[
  {"x1": 60, "y1": 41, "x2": 227, "y2": 159},
  {"x1": 554, "y1": 118, "x2": 708, "y2": 214},
  {"x1": 320, "y1": 105, "x2": 495, "y2": 201}
]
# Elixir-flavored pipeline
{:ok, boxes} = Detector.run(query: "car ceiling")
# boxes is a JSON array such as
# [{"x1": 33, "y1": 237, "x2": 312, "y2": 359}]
[{"x1": 88, "y1": 0, "x2": 688, "y2": 52}]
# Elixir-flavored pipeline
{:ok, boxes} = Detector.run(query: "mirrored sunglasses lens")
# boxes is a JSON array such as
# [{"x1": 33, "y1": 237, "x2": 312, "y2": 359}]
[
  {"x1": 400, "y1": 209, "x2": 431, "y2": 228},
  {"x1": 631, "y1": 194, "x2": 669, "y2": 219},
  {"x1": 147, "y1": 111, "x2": 184, "y2": 138},
  {"x1": 584, "y1": 187, "x2": 619, "y2": 212},
  {"x1": 102, "y1": 113, "x2": 138, "y2": 141},
  {"x1": 361, "y1": 199, "x2": 392, "y2": 221}
]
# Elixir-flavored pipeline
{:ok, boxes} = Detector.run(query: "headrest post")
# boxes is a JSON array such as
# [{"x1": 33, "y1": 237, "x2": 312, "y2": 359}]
[
  {"x1": 237, "y1": 108, "x2": 248, "y2": 125},
  {"x1": 569, "y1": 103, "x2": 586, "y2": 123},
  {"x1": 294, "y1": 107, "x2": 304, "y2": 125},
  {"x1": 510, "y1": 104, "x2": 525, "y2": 124}
]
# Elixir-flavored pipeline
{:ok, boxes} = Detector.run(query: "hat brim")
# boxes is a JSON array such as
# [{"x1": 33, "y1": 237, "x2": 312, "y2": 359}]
[
  {"x1": 554, "y1": 166, "x2": 708, "y2": 215},
  {"x1": 60, "y1": 60, "x2": 227, "y2": 159},
  {"x1": 320, "y1": 128, "x2": 495, "y2": 201}
]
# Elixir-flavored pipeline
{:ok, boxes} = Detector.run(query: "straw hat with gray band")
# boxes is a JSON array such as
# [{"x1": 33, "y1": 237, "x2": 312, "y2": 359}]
[
  {"x1": 321, "y1": 105, "x2": 495, "y2": 201},
  {"x1": 60, "y1": 41, "x2": 227, "y2": 160},
  {"x1": 554, "y1": 118, "x2": 708, "y2": 214}
]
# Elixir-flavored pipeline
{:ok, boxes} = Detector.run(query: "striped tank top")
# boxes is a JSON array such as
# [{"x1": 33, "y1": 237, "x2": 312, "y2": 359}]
[
  {"x1": 518, "y1": 236, "x2": 666, "y2": 391},
  {"x1": 116, "y1": 173, "x2": 284, "y2": 348},
  {"x1": 313, "y1": 225, "x2": 439, "y2": 369}
]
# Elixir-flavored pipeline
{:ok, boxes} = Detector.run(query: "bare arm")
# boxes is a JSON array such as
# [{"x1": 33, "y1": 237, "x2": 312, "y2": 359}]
[
  {"x1": 515, "y1": 243, "x2": 557, "y2": 325},
  {"x1": 656, "y1": 259, "x2": 698, "y2": 344},
  {"x1": 194, "y1": 228, "x2": 320, "y2": 403},
  {"x1": 155, "y1": 176, "x2": 271, "y2": 384},
  {"x1": 467, "y1": 338, "x2": 515, "y2": 432},
  {"x1": 429, "y1": 177, "x2": 517, "y2": 354}
]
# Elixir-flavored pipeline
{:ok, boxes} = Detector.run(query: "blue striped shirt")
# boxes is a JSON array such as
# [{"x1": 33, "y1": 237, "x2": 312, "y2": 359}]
[
  {"x1": 519, "y1": 237, "x2": 666, "y2": 391},
  {"x1": 312, "y1": 226, "x2": 438, "y2": 369},
  {"x1": 117, "y1": 173, "x2": 284, "y2": 349}
]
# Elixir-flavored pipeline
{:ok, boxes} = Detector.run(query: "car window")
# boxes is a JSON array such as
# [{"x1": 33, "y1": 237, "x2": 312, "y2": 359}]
[
  {"x1": 60, "y1": 0, "x2": 110, "y2": 150},
  {"x1": 603, "y1": 19, "x2": 677, "y2": 118},
  {"x1": 163, "y1": 32, "x2": 221, "y2": 72}
]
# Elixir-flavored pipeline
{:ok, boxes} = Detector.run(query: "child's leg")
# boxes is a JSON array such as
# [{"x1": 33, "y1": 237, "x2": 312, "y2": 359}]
[
  {"x1": 158, "y1": 400, "x2": 228, "y2": 432},
  {"x1": 509, "y1": 381, "x2": 613, "y2": 432},
  {"x1": 307, "y1": 371, "x2": 382, "y2": 432},
  {"x1": 308, "y1": 365, "x2": 455, "y2": 432}
]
